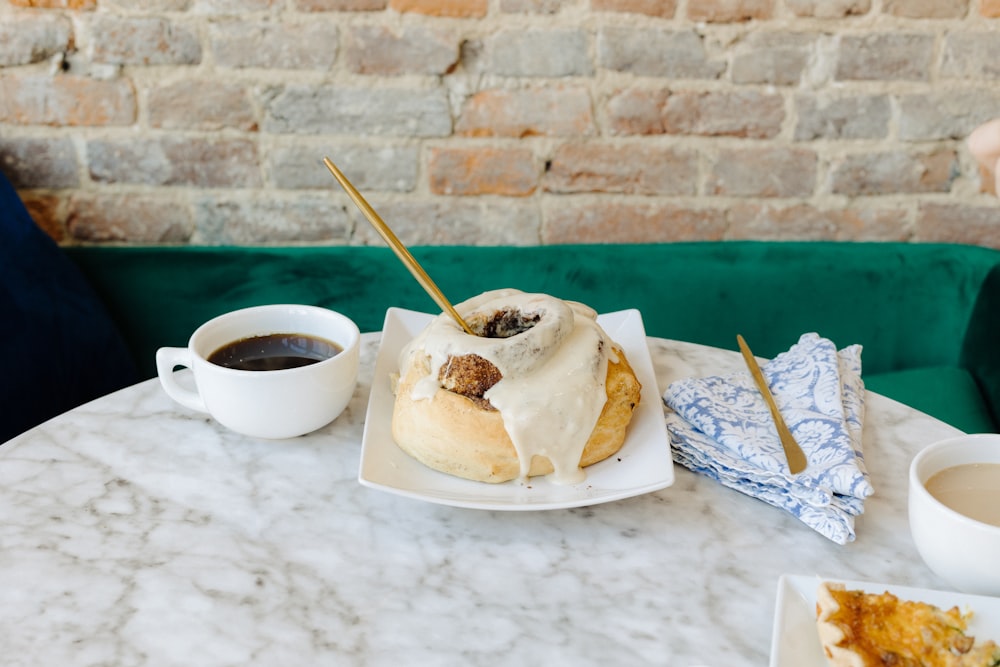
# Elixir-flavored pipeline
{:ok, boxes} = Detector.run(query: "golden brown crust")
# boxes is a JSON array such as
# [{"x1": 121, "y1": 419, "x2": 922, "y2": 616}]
[
  {"x1": 816, "y1": 583, "x2": 867, "y2": 667},
  {"x1": 815, "y1": 582, "x2": 1000, "y2": 667},
  {"x1": 391, "y1": 347, "x2": 642, "y2": 483}
]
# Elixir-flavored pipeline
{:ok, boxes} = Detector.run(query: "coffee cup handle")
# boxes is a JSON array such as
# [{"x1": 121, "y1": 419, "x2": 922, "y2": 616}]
[{"x1": 155, "y1": 347, "x2": 208, "y2": 413}]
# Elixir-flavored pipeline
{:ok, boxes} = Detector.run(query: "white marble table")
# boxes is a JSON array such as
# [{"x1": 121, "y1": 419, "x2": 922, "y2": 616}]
[{"x1": 0, "y1": 335, "x2": 962, "y2": 666}]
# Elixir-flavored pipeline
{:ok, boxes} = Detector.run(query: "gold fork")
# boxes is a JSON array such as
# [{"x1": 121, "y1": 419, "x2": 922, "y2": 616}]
[
  {"x1": 736, "y1": 335, "x2": 808, "y2": 475},
  {"x1": 323, "y1": 157, "x2": 475, "y2": 336}
]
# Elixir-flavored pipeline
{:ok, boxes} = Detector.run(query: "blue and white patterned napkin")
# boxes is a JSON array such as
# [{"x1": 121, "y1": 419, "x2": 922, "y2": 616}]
[{"x1": 662, "y1": 333, "x2": 873, "y2": 544}]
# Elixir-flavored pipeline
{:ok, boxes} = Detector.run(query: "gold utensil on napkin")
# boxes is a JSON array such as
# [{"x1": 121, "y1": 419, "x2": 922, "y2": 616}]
[
  {"x1": 736, "y1": 334, "x2": 808, "y2": 474},
  {"x1": 323, "y1": 157, "x2": 475, "y2": 336}
]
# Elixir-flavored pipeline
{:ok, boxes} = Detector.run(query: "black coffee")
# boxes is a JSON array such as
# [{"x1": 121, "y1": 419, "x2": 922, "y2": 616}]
[{"x1": 208, "y1": 333, "x2": 342, "y2": 371}]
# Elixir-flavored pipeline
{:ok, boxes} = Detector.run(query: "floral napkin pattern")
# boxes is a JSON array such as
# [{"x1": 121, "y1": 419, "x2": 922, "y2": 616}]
[{"x1": 662, "y1": 333, "x2": 873, "y2": 544}]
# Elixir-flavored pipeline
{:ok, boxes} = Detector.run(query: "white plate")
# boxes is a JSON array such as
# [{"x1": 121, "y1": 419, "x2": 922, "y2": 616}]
[
  {"x1": 358, "y1": 307, "x2": 674, "y2": 510},
  {"x1": 769, "y1": 574, "x2": 1000, "y2": 667}
]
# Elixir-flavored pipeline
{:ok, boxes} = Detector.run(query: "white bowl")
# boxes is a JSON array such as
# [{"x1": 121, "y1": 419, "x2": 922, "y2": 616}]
[{"x1": 908, "y1": 433, "x2": 1000, "y2": 596}]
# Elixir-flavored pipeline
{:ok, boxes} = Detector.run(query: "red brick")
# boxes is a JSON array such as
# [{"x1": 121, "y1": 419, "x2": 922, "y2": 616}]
[
  {"x1": 916, "y1": 204, "x2": 1000, "y2": 248},
  {"x1": 542, "y1": 202, "x2": 728, "y2": 244},
  {"x1": 87, "y1": 16, "x2": 201, "y2": 66},
  {"x1": 2, "y1": 0, "x2": 999, "y2": 253},
  {"x1": 10, "y1": 0, "x2": 95, "y2": 7},
  {"x1": 87, "y1": 138, "x2": 262, "y2": 188},
  {"x1": 428, "y1": 147, "x2": 537, "y2": 196},
  {"x1": 940, "y1": 33, "x2": 1000, "y2": 80},
  {"x1": 389, "y1": 0, "x2": 487, "y2": 17},
  {"x1": 794, "y1": 94, "x2": 890, "y2": 140},
  {"x1": 727, "y1": 203, "x2": 909, "y2": 241},
  {"x1": 708, "y1": 147, "x2": 817, "y2": 197},
  {"x1": 834, "y1": 208, "x2": 910, "y2": 241},
  {"x1": 67, "y1": 194, "x2": 194, "y2": 243},
  {"x1": 543, "y1": 143, "x2": 697, "y2": 195},
  {"x1": 598, "y1": 28, "x2": 725, "y2": 79},
  {"x1": 354, "y1": 199, "x2": 541, "y2": 245},
  {"x1": 591, "y1": 0, "x2": 678, "y2": 17},
  {"x1": 686, "y1": 0, "x2": 775, "y2": 22},
  {"x1": 21, "y1": 193, "x2": 65, "y2": 242},
  {"x1": 835, "y1": 34, "x2": 934, "y2": 81},
  {"x1": 456, "y1": 87, "x2": 595, "y2": 138},
  {"x1": 786, "y1": 0, "x2": 870, "y2": 16},
  {"x1": 210, "y1": 20, "x2": 338, "y2": 70},
  {"x1": 193, "y1": 197, "x2": 350, "y2": 244},
  {"x1": 0, "y1": 137, "x2": 79, "y2": 187},
  {"x1": 605, "y1": 88, "x2": 670, "y2": 135},
  {"x1": 663, "y1": 90, "x2": 784, "y2": 138},
  {"x1": 731, "y1": 32, "x2": 815, "y2": 86},
  {"x1": 897, "y1": 92, "x2": 1000, "y2": 141},
  {"x1": 0, "y1": 15, "x2": 72, "y2": 67},
  {"x1": 0, "y1": 74, "x2": 136, "y2": 126},
  {"x1": 108, "y1": 0, "x2": 191, "y2": 9},
  {"x1": 148, "y1": 80, "x2": 257, "y2": 131},
  {"x1": 196, "y1": 0, "x2": 278, "y2": 11},
  {"x1": 294, "y1": 0, "x2": 386, "y2": 8},
  {"x1": 263, "y1": 86, "x2": 451, "y2": 137},
  {"x1": 500, "y1": 0, "x2": 562, "y2": 12},
  {"x1": 270, "y1": 144, "x2": 418, "y2": 191},
  {"x1": 607, "y1": 88, "x2": 786, "y2": 138},
  {"x1": 487, "y1": 29, "x2": 591, "y2": 77},
  {"x1": 830, "y1": 149, "x2": 956, "y2": 195},
  {"x1": 344, "y1": 25, "x2": 458, "y2": 76},
  {"x1": 883, "y1": 0, "x2": 967, "y2": 18}
]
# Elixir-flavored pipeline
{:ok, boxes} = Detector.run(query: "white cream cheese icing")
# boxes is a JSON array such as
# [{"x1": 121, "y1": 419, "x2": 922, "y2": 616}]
[{"x1": 398, "y1": 289, "x2": 616, "y2": 485}]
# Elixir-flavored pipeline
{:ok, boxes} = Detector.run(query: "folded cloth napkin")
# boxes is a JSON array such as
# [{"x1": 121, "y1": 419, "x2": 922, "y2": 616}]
[{"x1": 663, "y1": 333, "x2": 873, "y2": 545}]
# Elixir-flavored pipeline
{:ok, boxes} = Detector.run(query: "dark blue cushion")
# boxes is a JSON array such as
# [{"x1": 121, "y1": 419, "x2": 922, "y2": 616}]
[{"x1": 0, "y1": 170, "x2": 137, "y2": 442}]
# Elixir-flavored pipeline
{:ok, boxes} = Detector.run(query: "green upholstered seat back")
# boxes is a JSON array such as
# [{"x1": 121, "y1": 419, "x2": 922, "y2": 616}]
[
  {"x1": 65, "y1": 241, "x2": 1000, "y2": 430},
  {"x1": 65, "y1": 242, "x2": 996, "y2": 369}
]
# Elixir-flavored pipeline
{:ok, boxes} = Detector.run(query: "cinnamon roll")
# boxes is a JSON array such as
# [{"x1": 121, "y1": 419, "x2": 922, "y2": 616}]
[{"x1": 391, "y1": 289, "x2": 642, "y2": 484}]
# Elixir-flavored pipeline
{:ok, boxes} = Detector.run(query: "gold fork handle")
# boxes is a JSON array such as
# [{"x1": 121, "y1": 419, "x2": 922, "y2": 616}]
[
  {"x1": 324, "y1": 157, "x2": 475, "y2": 335},
  {"x1": 736, "y1": 335, "x2": 808, "y2": 475}
]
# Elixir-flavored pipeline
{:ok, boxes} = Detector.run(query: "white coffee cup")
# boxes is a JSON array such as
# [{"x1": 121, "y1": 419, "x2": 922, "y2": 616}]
[
  {"x1": 156, "y1": 304, "x2": 360, "y2": 439},
  {"x1": 909, "y1": 433, "x2": 1000, "y2": 595}
]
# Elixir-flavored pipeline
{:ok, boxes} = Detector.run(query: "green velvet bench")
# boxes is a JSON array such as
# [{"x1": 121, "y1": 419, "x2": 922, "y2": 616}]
[{"x1": 65, "y1": 242, "x2": 1000, "y2": 434}]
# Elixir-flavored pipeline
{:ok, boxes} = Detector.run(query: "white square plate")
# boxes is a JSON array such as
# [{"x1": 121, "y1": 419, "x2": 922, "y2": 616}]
[
  {"x1": 358, "y1": 307, "x2": 674, "y2": 510},
  {"x1": 769, "y1": 574, "x2": 1000, "y2": 667}
]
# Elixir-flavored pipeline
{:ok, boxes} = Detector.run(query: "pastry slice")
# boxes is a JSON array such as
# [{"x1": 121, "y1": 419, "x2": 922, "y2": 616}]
[{"x1": 816, "y1": 581, "x2": 1000, "y2": 667}]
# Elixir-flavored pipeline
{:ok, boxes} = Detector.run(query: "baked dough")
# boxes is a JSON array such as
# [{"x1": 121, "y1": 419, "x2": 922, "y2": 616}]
[
  {"x1": 816, "y1": 581, "x2": 1000, "y2": 667},
  {"x1": 391, "y1": 289, "x2": 642, "y2": 484}
]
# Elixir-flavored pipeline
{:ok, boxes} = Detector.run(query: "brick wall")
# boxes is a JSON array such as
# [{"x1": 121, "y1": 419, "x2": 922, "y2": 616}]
[{"x1": 1, "y1": 0, "x2": 999, "y2": 247}]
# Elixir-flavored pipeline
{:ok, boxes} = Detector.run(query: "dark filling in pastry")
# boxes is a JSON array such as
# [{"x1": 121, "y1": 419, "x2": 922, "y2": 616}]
[
  {"x1": 470, "y1": 309, "x2": 540, "y2": 339},
  {"x1": 438, "y1": 309, "x2": 542, "y2": 410}
]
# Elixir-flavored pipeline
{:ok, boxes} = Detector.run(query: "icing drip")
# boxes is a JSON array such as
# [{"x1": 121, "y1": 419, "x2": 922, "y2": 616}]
[{"x1": 399, "y1": 289, "x2": 612, "y2": 484}]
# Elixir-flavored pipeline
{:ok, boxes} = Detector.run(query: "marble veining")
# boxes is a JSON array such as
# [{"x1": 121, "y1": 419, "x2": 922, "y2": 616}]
[{"x1": 0, "y1": 335, "x2": 962, "y2": 666}]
